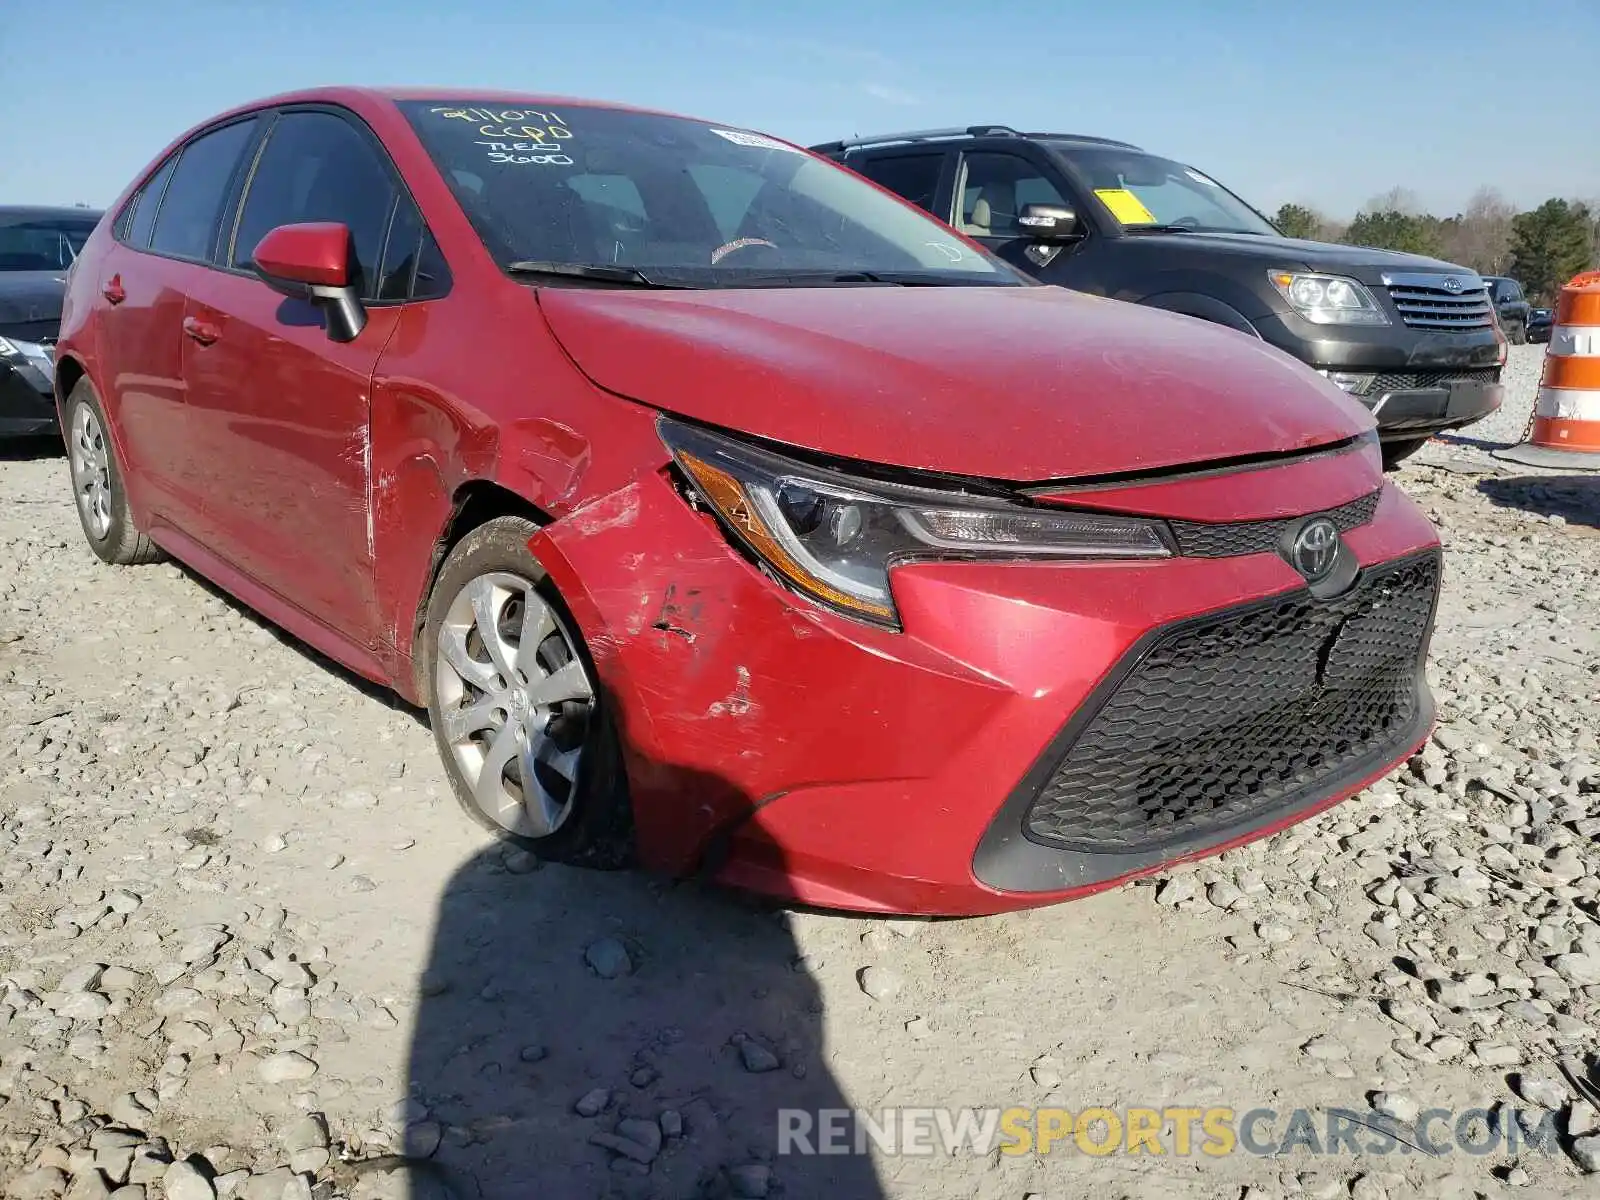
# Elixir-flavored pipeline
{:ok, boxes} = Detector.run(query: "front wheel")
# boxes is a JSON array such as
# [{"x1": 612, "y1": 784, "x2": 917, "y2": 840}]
[
  {"x1": 1380, "y1": 436, "x2": 1430, "y2": 470},
  {"x1": 421, "y1": 515, "x2": 633, "y2": 868},
  {"x1": 1508, "y1": 320, "x2": 1527, "y2": 345},
  {"x1": 64, "y1": 379, "x2": 164, "y2": 566}
]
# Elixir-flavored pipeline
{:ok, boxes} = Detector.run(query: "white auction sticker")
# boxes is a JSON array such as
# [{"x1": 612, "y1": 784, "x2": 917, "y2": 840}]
[{"x1": 710, "y1": 128, "x2": 801, "y2": 153}]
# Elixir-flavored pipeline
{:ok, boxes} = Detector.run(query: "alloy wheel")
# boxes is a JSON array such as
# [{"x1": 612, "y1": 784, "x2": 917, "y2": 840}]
[
  {"x1": 70, "y1": 403, "x2": 113, "y2": 541},
  {"x1": 434, "y1": 571, "x2": 595, "y2": 838}
]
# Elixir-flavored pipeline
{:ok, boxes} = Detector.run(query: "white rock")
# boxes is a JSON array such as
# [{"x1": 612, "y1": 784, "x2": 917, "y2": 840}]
[
  {"x1": 58, "y1": 963, "x2": 106, "y2": 993},
  {"x1": 257, "y1": 1052, "x2": 318, "y2": 1084},
  {"x1": 1372, "y1": 1092, "x2": 1419, "y2": 1123},
  {"x1": 161, "y1": 1161, "x2": 215, "y2": 1200}
]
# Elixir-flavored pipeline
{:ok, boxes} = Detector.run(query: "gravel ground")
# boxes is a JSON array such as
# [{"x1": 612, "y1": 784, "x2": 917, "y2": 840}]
[{"x1": 2, "y1": 344, "x2": 1599, "y2": 1200}]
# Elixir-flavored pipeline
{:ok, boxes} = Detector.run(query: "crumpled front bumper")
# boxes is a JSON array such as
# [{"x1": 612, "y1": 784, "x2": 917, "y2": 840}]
[{"x1": 525, "y1": 458, "x2": 1442, "y2": 916}]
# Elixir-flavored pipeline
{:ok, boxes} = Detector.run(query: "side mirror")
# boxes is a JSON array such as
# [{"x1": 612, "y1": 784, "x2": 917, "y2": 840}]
[
  {"x1": 251, "y1": 222, "x2": 366, "y2": 342},
  {"x1": 1016, "y1": 203, "x2": 1082, "y2": 243}
]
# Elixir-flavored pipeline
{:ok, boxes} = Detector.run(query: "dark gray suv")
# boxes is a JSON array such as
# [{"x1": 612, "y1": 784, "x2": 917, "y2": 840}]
[{"x1": 813, "y1": 127, "x2": 1507, "y2": 467}]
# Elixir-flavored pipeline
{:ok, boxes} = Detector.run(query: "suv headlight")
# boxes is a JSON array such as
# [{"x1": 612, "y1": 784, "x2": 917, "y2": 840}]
[
  {"x1": 0, "y1": 336, "x2": 56, "y2": 382},
  {"x1": 1269, "y1": 272, "x2": 1389, "y2": 326},
  {"x1": 659, "y1": 418, "x2": 1172, "y2": 626}
]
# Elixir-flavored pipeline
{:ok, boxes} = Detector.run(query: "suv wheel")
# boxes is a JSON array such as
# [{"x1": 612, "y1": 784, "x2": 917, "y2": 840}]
[
  {"x1": 64, "y1": 379, "x2": 164, "y2": 566},
  {"x1": 421, "y1": 515, "x2": 633, "y2": 868},
  {"x1": 1380, "y1": 436, "x2": 1430, "y2": 470},
  {"x1": 1508, "y1": 319, "x2": 1527, "y2": 345}
]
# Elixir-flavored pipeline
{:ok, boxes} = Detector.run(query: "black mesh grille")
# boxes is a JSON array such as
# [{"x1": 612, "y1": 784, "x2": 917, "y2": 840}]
[
  {"x1": 1024, "y1": 551, "x2": 1439, "y2": 853},
  {"x1": 1169, "y1": 491, "x2": 1380, "y2": 558},
  {"x1": 1363, "y1": 367, "x2": 1499, "y2": 396}
]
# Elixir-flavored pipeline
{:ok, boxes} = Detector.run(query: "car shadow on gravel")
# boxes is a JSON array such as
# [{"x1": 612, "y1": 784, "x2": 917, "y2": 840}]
[
  {"x1": 393, "y1": 811, "x2": 887, "y2": 1200},
  {"x1": 0, "y1": 433, "x2": 63, "y2": 461},
  {"x1": 1477, "y1": 474, "x2": 1600, "y2": 530}
]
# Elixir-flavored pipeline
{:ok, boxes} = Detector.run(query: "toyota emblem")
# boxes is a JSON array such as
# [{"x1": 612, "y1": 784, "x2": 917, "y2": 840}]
[
  {"x1": 1289, "y1": 518, "x2": 1341, "y2": 582},
  {"x1": 1442, "y1": 276, "x2": 1464, "y2": 294}
]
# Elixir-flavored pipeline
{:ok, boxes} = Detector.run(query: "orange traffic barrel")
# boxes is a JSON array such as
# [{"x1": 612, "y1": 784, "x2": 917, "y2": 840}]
[{"x1": 1496, "y1": 270, "x2": 1600, "y2": 470}]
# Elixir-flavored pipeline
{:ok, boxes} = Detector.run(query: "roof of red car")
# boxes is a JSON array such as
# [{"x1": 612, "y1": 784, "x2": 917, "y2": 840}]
[{"x1": 213, "y1": 85, "x2": 683, "y2": 121}]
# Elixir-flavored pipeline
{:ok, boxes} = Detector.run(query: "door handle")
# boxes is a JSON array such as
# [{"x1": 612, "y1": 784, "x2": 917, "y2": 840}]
[
  {"x1": 182, "y1": 316, "x2": 220, "y2": 346},
  {"x1": 102, "y1": 275, "x2": 126, "y2": 305}
]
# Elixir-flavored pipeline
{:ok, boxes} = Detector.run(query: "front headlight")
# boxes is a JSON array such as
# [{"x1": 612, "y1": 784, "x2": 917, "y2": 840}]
[
  {"x1": 659, "y1": 418, "x2": 1172, "y2": 627},
  {"x1": 0, "y1": 336, "x2": 56, "y2": 382},
  {"x1": 1269, "y1": 271, "x2": 1389, "y2": 326}
]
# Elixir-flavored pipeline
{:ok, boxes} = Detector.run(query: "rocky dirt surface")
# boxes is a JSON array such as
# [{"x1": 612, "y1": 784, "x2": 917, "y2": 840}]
[{"x1": 2, "y1": 344, "x2": 1599, "y2": 1200}]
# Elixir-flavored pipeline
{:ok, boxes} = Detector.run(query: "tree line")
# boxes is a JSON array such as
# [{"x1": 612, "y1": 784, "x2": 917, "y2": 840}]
[{"x1": 1272, "y1": 188, "x2": 1598, "y2": 305}]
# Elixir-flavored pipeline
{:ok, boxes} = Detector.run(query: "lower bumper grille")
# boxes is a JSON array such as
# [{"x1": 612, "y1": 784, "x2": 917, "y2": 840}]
[
  {"x1": 1023, "y1": 551, "x2": 1439, "y2": 854},
  {"x1": 1361, "y1": 367, "x2": 1500, "y2": 396}
]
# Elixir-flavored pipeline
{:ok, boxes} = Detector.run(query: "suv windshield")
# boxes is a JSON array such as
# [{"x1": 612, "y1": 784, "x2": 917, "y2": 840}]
[
  {"x1": 399, "y1": 101, "x2": 1020, "y2": 287},
  {"x1": 0, "y1": 213, "x2": 100, "y2": 271},
  {"x1": 1047, "y1": 144, "x2": 1278, "y2": 236}
]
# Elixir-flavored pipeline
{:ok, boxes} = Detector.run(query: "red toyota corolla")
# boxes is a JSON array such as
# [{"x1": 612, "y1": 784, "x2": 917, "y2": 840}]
[{"x1": 54, "y1": 88, "x2": 1441, "y2": 916}]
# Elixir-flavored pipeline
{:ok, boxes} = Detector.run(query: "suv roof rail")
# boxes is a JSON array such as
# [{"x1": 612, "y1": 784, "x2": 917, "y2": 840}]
[
  {"x1": 808, "y1": 127, "x2": 1144, "y2": 155},
  {"x1": 1023, "y1": 132, "x2": 1143, "y2": 149},
  {"x1": 808, "y1": 125, "x2": 1023, "y2": 154}
]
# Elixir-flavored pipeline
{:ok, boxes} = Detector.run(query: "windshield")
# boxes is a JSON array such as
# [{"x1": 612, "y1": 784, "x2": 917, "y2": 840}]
[
  {"x1": 0, "y1": 214, "x2": 99, "y2": 271},
  {"x1": 1047, "y1": 144, "x2": 1277, "y2": 236},
  {"x1": 398, "y1": 101, "x2": 1019, "y2": 287}
]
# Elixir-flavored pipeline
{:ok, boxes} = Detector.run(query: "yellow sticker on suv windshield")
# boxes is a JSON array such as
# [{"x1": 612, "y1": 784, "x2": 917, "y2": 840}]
[{"x1": 1094, "y1": 188, "x2": 1157, "y2": 225}]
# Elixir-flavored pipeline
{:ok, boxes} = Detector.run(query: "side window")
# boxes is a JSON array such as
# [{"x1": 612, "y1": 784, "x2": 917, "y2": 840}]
[
  {"x1": 374, "y1": 188, "x2": 451, "y2": 302},
  {"x1": 957, "y1": 153, "x2": 1068, "y2": 238},
  {"x1": 118, "y1": 156, "x2": 176, "y2": 248},
  {"x1": 148, "y1": 120, "x2": 259, "y2": 262},
  {"x1": 413, "y1": 232, "x2": 451, "y2": 300},
  {"x1": 850, "y1": 153, "x2": 945, "y2": 215},
  {"x1": 376, "y1": 195, "x2": 423, "y2": 301},
  {"x1": 230, "y1": 110, "x2": 398, "y2": 299}
]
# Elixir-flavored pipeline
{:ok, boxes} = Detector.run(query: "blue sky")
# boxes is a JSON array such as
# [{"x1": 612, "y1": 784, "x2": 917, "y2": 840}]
[{"x1": 5, "y1": 0, "x2": 1598, "y2": 218}]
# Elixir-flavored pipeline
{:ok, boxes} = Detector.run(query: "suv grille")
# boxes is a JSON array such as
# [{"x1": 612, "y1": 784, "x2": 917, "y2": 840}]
[
  {"x1": 1362, "y1": 367, "x2": 1499, "y2": 396},
  {"x1": 1386, "y1": 282, "x2": 1495, "y2": 331},
  {"x1": 1170, "y1": 491, "x2": 1380, "y2": 558},
  {"x1": 1023, "y1": 551, "x2": 1439, "y2": 854}
]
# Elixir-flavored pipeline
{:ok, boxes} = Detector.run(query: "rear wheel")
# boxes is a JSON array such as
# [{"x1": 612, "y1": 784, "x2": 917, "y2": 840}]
[
  {"x1": 64, "y1": 379, "x2": 163, "y2": 566},
  {"x1": 421, "y1": 515, "x2": 632, "y2": 868},
  {"x1": 1380, "y1": 436, "x2": 1430, "y2": 470}
]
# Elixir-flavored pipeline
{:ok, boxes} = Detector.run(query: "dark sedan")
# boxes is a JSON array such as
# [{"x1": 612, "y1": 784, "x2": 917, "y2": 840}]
[{"x1": 1, "y1": 205, "x2": 104, "y2": 435}]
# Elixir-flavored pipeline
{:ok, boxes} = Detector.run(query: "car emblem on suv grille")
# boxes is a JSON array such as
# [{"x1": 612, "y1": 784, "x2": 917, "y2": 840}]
[
  {"x1": 1441, "y1": 276, "x2": 1464, "y2": 294},
  {"x1": 1289, "y1": 518, "x2": 1341, "y2": 582}
]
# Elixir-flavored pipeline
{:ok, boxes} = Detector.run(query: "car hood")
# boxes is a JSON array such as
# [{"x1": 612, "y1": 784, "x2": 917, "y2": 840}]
[
  {"x1": 1117, "y1": 231, "x2": 1479, "y2": 285},
  {"x1": 536, "y1": 284, "x2": 1374, "y2": 481},
  {"x1": 0, "y1": 271, "x2": 68, "y2": 332}
]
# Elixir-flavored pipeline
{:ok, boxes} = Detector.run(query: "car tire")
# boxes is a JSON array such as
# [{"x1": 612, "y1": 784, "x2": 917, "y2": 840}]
[
  {"x1": 63, "y1": 379, "x2": 164, "y2": 566},
  {"x1": 1380, "y1": 437, "x2": 1430, "y2": 470},
  {"x1": 1508, "y1": 320, "x2": 1527, "y2": 345},
  {"x1": 421, "y1": 514, "x2": 634, "y2": 869}
]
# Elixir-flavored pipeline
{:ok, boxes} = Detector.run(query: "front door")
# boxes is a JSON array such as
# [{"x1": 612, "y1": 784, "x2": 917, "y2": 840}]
[
  {"x1": 178, "y1": 107, "x2": 409, "y2": 647},
  {"x1": 951, "y1": 150, "x2": 1101, "y2": 288}
]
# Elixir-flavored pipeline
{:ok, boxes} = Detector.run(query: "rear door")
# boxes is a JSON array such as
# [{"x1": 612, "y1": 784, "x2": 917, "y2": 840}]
[
  {"x1": 95, "y1": 117, "x2": 260, "y2": 527},
  {"x1": 177, "y1": 106, "x2": 413, "y2": 646},
  {"x1": 843, "y1": 150, "x2": 953, "y2": 220}
]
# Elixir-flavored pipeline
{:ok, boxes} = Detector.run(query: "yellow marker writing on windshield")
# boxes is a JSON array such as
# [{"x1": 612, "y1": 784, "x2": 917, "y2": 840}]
[{"x1": 1094, "y1": 188, "x2": 1157, "y2": 225}]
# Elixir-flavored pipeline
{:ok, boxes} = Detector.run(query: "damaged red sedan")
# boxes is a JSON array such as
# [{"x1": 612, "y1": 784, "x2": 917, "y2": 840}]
[{"x1": 54, "y1": 89, "x2": 1441, "y2": 915}]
